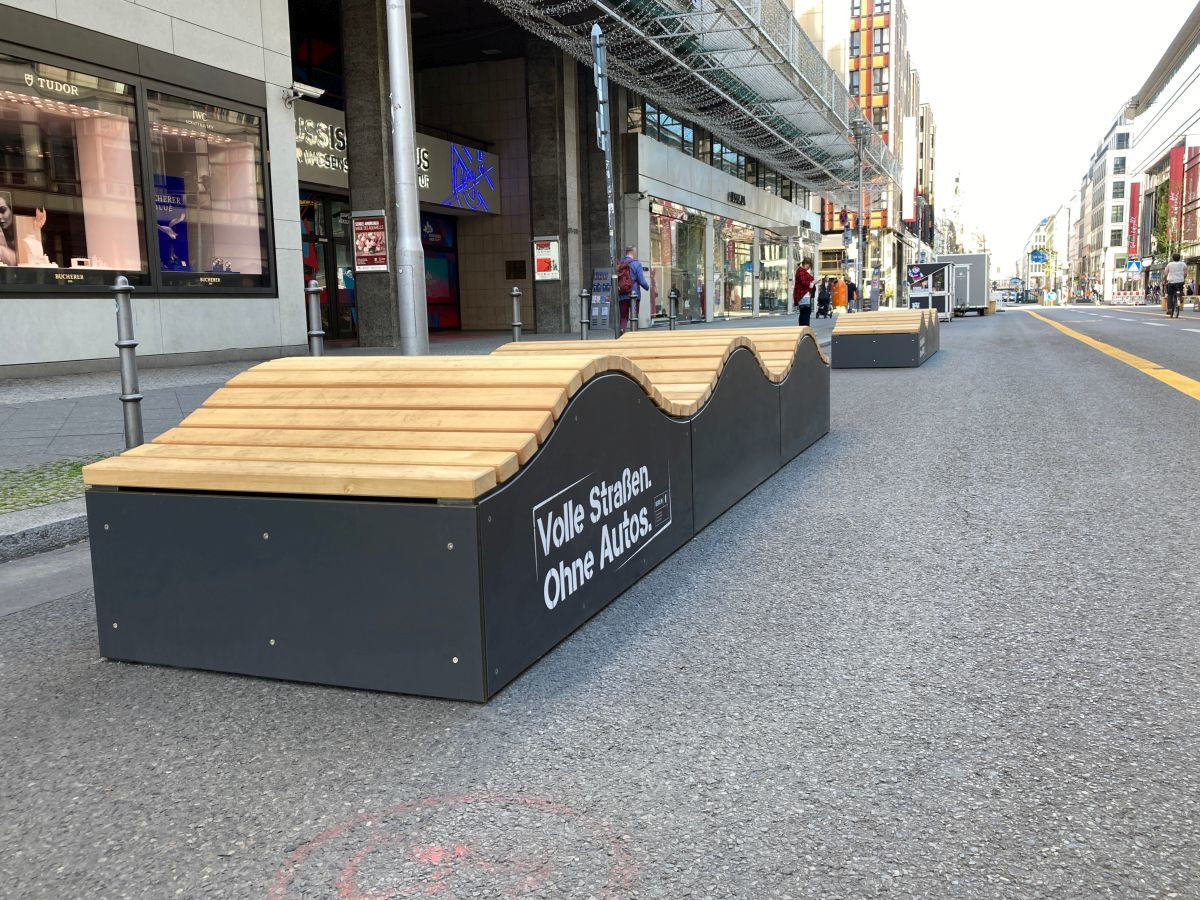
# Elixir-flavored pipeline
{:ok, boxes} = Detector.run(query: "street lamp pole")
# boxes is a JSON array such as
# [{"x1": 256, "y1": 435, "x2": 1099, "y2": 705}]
[{"x1": 853, "y1": 121, "x2": 867, "y2": 308}]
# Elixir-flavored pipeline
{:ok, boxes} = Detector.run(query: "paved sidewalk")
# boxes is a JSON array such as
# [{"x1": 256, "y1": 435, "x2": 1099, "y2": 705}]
[{"x1": 0, "y1": 314, "x2": 834, "y2": 559}]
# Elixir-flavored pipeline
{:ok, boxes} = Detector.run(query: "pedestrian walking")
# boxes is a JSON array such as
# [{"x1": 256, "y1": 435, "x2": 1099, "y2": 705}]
[
  {"x1": 845, "y1": 277, "x2": 859, "y2": 313},
  {"x1": 1165, "y1": 253, "x2": 1186, "y2": 318},
  {"x1": 793, "y1": 257, "x2": 815, "y2": 327},
  {"x1": 831, "y1": 277, "x2": 848, "y2": 312},
  {"x1": 616, "y1": 245, "x2": 649, "y2": 335}
]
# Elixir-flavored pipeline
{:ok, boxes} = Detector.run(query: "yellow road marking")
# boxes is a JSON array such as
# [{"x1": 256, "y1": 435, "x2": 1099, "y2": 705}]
[{"x1": 1025, "y1": 309, "x2": 1200, "y2": 402}]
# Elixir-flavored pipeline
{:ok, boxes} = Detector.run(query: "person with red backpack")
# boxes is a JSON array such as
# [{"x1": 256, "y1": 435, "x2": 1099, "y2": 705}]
[
  {"x1": 793, "y1": 257, "x2": 815, "y2": 326},
  {"x1": 616, "y1": 245, "x2": 650, "y2": 334}
]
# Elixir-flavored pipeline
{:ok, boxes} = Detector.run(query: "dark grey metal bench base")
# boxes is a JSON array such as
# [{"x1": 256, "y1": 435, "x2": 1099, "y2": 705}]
[
  {"x1": 86, "y1": 341, "x2": 830, "y2": 701},
  {"x1": 831, "y1": 331, "x2": 937, "y2": 368}
]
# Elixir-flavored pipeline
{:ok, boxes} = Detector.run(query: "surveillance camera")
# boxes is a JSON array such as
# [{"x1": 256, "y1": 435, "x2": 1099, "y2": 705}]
[{"x1": 284, "y1": 81, "x2": 325, "y2": 107}]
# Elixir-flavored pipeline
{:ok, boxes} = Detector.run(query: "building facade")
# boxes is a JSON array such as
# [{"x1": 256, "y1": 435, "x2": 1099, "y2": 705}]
[
  {"x1": 808, "y1": 0, "x2": 928, "y2": 304},
  {"x1": 1, "y1": 0, "x2": 893, "y2": 373},
  {"x1": 1070, "y1": 112, "x2": 1132, "y2": 303},
  {"x1": 1126, "y1": 4, "x2": 1200, "y2": 296},
  {"x1": 0, "y1": 1, "x2": 305, "y2": 372}
]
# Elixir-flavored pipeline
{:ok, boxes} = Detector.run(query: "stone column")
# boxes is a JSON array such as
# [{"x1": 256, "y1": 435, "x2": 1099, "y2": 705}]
[
  {"x1": 526, "y1": 41, "x2": 584, "y2": 333},
  {"x1": 341, "y1": 0, "x2": 400, "y2": 347},
  {"x1": 627, "y1": 195, "x2": 651, "y2": 327},
  {"x1": 786, "y1": 238, "x2": 795, "y2": 316},
  {"x1": 751, "y1": 227, "x2": 761, "y2": 316},
  {"x1": 704, "y1": 215, "x2": 715, "y2": 322}
]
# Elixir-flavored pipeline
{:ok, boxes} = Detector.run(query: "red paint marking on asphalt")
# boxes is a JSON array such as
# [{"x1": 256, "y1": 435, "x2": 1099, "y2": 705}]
[{"x1": 267, "y1": 793, "x2": 637, "y2": 900}]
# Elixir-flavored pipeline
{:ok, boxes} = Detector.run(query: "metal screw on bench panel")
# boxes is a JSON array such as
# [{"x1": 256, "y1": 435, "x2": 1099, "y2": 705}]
[
  {"x1": 447, "y1": 542, "x2": 454, "y2": 550},
  {"x1": 269, "y1": 639, "x2": 276, "y2": 646},
  {"x1": 452, "y1": 656, "x2": 459, "y2": 664},
  {"x1": 112, "y1": 622, "x2": 118, "y2": 629},
  {"x1": 262, "y1": 532, "x2": 270, "y2": 540},
  {"x1": 104, "y1": 524, "x2": 109, "y2": 531}
]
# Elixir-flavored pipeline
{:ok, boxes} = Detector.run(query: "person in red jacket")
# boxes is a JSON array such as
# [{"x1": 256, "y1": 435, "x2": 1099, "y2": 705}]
[{"x1": 793, "y1": 257, "x2": 815, "y2": 326}]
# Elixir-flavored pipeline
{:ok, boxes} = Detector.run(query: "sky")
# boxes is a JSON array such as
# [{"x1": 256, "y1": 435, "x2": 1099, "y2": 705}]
[{"x1": 905, "y1": 0, "x2": 1196, "y2": 274}]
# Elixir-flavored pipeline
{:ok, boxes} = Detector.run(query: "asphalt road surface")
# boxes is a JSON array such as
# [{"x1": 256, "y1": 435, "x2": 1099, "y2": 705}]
[{"x1": 2, "y1": 309, "x2": 1198, "y2": 898}]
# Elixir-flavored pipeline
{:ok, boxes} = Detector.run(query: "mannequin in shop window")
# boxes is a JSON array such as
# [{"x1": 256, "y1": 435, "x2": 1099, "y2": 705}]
[{"x1": 0, "y1": 191, "x2": 49, "y2": 267}]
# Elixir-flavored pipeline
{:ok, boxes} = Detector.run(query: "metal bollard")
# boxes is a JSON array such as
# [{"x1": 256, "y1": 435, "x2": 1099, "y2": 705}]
[
  {"x1": 511, "y1": 286, "x2": 523, "y2": 342},
  {"x1": 305, "y1": 279, "x2": 325, "y2": 356},
  {"x1": 630, "y1": 298, "x2": 639, "y2": 332},
  {"x1": 112, "y1": 275, "x2": 144, "y2": 449},
  {"x1": 579, "y1": 288, "x2": 591, "y2": 341},
  {"x1": 668, "y1": 288, "x2": 679, "y2": 331}
]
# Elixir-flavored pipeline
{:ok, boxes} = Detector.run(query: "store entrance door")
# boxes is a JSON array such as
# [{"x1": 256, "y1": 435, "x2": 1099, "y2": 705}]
[
  {"x1": 300, "y1": 190, "x2": 358, "y2": 341},
  {"x1": 420, "y1": 212, "x2": 461, "y2": 330}
]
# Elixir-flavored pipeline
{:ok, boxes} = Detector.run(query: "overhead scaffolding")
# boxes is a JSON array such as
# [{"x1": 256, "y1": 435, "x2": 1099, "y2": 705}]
[{"x1": 485, "y1": 0, "x2": 898, "y2": 202}]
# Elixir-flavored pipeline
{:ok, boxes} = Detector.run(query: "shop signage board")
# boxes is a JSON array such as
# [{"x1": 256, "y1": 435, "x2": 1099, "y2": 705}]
[
  {"x1": 416, "y1": 133, "x2": 502, "y2": 215},
  {"x1": 351, "y1": 210, "x2": 388, "y2": 272},
  {"x1": 294, "y1": 100, "x2": 349, "y2": 190},
  {"x1": 1030, "y1": 250, "x2": 1047, "y2": 264},
  {"x1": 533, "y1": 237, "x2": 561, "y2": 281}
]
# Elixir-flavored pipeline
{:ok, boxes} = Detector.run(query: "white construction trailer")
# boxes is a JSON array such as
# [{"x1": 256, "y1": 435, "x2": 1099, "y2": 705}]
[{"x1": 939, "y1": 252, "x2": 992, "y2": 316}]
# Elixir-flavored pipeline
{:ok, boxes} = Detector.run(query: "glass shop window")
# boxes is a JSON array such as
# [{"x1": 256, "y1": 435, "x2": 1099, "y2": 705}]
[
  {"x1": 0, "y1": 53, "x2": 148, "y2": 288},
  {"x1": 147, "y1": 90, "x2": 270, "y2": 288}
]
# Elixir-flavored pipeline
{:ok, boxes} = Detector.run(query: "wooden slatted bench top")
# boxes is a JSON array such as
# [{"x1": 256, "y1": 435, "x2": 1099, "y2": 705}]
[
  {"x1": 84, "y1": 329, "x2": 825, "y2": 503},
  {"x1": 832, "y1": 310, "x2": 935, "y2": 335},
  {"x1": 492, "y1": 327, "x2": 823, "y2": 423}
]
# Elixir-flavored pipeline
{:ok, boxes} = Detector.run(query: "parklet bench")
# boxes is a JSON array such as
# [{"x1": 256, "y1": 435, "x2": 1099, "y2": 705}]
[
  {"x1": 830, "y1": 308, "x2": 940, "y2": 368},
  {"x1": 82, "y1": 327, "x2": 829, "y2": 701}
]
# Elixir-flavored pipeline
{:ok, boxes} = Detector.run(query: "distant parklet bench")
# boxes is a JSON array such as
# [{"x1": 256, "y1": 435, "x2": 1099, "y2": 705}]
[
  {"x1": 82, "y1": 326, "x2": 829, "y2": 701},
  {"x1": 830, "y1": 308, "x2": 940, "y2": 368}
]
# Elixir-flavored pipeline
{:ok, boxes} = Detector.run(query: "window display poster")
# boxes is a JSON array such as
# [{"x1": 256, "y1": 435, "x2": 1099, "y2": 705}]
[
  {"x1": 533, "y1": 237, "x2": 560, "y2": 281},
  {"x1": 351, "y1": 211, "x2": 388, "y2": 272},
  {"x1": 154, "y1": 174, "x2": 189, "y2": 272}
]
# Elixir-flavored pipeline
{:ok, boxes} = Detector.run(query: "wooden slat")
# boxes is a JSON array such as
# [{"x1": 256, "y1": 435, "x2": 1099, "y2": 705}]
[
  {"x1": 256, "y1": 355, "x2": 613, "y2": 379},
  {"x1": 624, "y1": 357, "x2": 726, "y2": 371},
  {"x1": 227, "y1": 368, "x2": 584, "y2": 394},
  {"x1": 179, "y1": 407, "x2": 555, "y2": 443},
  {"x1": 638, "y1": 371, "x2": 723, "y2": 384},
  {"x1": 128, "y1": 442, "x2": 520, "y2": 482},
  {"x1": 154, "y1": 427, "x2": 541, "y2": 464},
  {"x1": 83, "y1": 456, "x2": 496, "y2": 500},
  {"x1": 204, "y1": 386, "x2": 569, "y2": 419}
]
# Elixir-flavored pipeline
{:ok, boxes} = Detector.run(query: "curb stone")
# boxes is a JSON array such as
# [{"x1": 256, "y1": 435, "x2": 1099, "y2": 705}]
[{"x1": 0, "y1": 500, "x2": 89, "y2": 564}]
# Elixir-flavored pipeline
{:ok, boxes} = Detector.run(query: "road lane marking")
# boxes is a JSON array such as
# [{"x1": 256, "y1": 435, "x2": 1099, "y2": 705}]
[
  {"x1": 1118, "y1": 317, "x2": 1135, "y2": 321},
  {"x1": 1026, "y1": 309, "x2": 1200, "y2": 403},
  {"x1": 1185, "y1": 328, "x2": 1200, "y2": 334},
  {"x1": 1107, "y1": 306, "x2": 1199, "y2": 320},
  {"x1": 1100, "y1": 314, "x2": 1113, "y2": 318},
  {"x1": 1143, "y1": 322, "x2": 1168, "y2": 327}
]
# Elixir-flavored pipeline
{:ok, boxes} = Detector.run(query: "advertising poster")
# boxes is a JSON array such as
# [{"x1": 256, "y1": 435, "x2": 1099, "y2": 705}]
[
  {"x1": 1127, "y1": 183, "x2": 1141, "y2": 256},
  {"x1": 1168, "y1": 145, "x2": 1185, "y2": 243},
  {"x1": 351, "y1": 211, "x2": 388, "y2": 272},
  {"x1": 154, "y1": 174, "x2": 189, "y2": 272},
  {"x1": 533, "y1": 238, "x2": 560, "y2": 281},
  {"x1": 1185, "y1": 149, "x2": 1200, "y2": 243}
]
